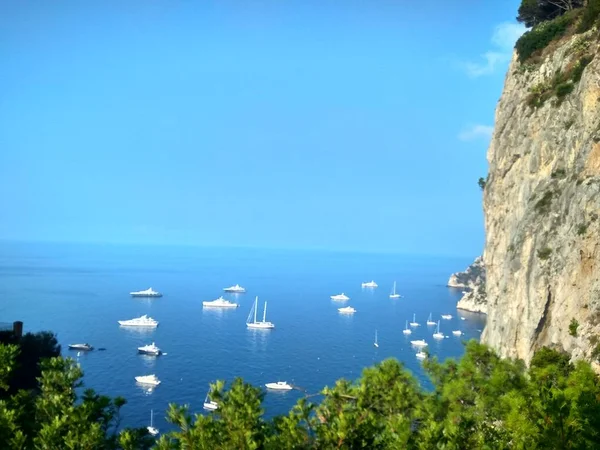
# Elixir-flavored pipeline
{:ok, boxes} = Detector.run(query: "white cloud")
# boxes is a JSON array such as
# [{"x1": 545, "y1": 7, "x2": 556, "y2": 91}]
[
  {"x1": 463, "y1": 22, "x2": 527, "y2": 78},
  {"x1": 458, "y1": 124, "x2": 494, "y2": 142}
]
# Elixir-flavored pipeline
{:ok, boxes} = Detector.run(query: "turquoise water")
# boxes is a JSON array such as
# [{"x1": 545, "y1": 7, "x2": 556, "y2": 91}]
[{"x1": 0, "y1": 242, "x2": 485, "y2": 431}]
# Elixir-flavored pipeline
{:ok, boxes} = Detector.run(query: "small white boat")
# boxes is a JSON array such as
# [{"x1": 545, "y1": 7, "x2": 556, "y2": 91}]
[
  {"x1": 118, "y1": 315, "x2": 158, "y2": 327},
  {"x1": 338, "y1": 306, "x2": 356, "y2": 314},
  {"x1": 203, "y1": 296, "x2": 239, "y2": 308},
  {"x1": 389, "y1": 281, "x2": 401, "y2": 299},
  {"x1": 330, "y1": 293, "x2": 350, "y2": 301},
  {"x1": 452, "y1": 330, "x2": 463, "y2": 336},
  {"x1": 416, "y1": 351, "x2": 427, "y2": 360},
  {"x1": 461, "y1": 317, "x2": 466, "y2": 321},
  {"x1": 409, "y1": 313, "x2": 420, "y2": 327},
  {"x1": 246, "y1": 297, "x2": 275, "y2": 329},
  {"x1": 361, "y1": 280, "x2": 378, "y2": 288},
  {"x1": 374, "y1": 330, "x2": 379, "y2": 348},
  {"x1": 265, "y1": 381, "x2": 293, "y2": 390},
  {"x1": 68, "y1": 343, "x2": 93, "y2": 351},
  {"x1": 402, "y1": 320, "x2": 412, "y2": 335},
  {"x1": 130, "y1": 287, "x2": 162, "y2": 298},
  {"x1": 433, "y1": 320, "x2": 444, "y2": 340},
  {"x1": 224, "y1": 284, "x2": 246, "y2": 293},
  {"x1": 441, "y1": 314, "x2": 453, "y2": 320},
  {"x1": 410, "y1": 339, "x2": 428, "y2": 347},
  {"x1": 138, "y1": 342, "x2": 161, "y2": 356},
  {"x1": 203, "y1": 389, "x2": 218, "y2": 411},
  {"x1": 426, "y1": 313, "x2": 436, "y2": 326},
  {"x1": 135, "y1": 374, "x2": 161, "y2": 386},
  {"x1": 147, "y1": 409, "x2": 159, "y2": 436}
]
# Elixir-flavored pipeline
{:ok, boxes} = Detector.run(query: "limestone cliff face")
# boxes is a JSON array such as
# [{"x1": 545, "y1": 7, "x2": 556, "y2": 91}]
[
  {"x1": 481, "y1": 31, "x2": 600, "y2": 369},
  {"x1": 448, "y1": 257, "x2": 488, "y2": 314}
]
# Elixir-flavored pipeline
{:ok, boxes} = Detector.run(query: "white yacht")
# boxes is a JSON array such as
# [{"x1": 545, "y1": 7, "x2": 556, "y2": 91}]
[
  {"x1": 452, "y1": 330, "x2": 463, "y2": 336},
  {"x1": 426, "y1": 313, "x2": 436, "y2": 326},
  {"x1": 265, "y1": 381, "x2": 293, "y2": 390},
  {"x1": 224, "y1": 284, "x2": 246, "y2": 293},
  {"x1": 441, "y1": 314, "x2": 453, "y2": 320},
  {"x1": 147, "y1": 410, "x2": 159, "y2": 436},
  {"x1": 203, "y1": 297, "x2": 239, "y2": 308},
  {"x1": 389, "y1": 281, "x2": 401, "y2": 299},
  {"x1": 338, "y1": 306, "x2": 356, "y2": 314},
  {"x1": 411, "y1": 339, "x2": 428, "y2": 347},
  {"x1": 203, "y1": 389, "x2": 218, "y2": 411},
  {"x1": 330, "y1": 293, "x2": 350, "y2": 301},
  {"x1": 135, "y1": 374, "x2": 161, "y2": 386},
  {"x1": 130, "y1": 288, "x2": 162, "y2": 298},
  {"x1": 138, "y1": 342, "x2": 161, "y2": 356},
  {"x1": 409, "y1": 314, "x2": 420, "y2": 327},
  {"x1": 361, "y1": 280, "x2": 378, "y2": 288},
  {"x1": 68, "y1": 343, "x2": 93, "y2": 351},
  {"x1": 433, "y1": 321, "x2": 444, "y2": 340},
  {"x1": 416, "y1": 351, "x2": 427, "y2": 360},
  {"x1": 246, "y1": 297, "x2": 275, "y2": 329},
  {"x1": 402, "y1": 320, "x2": 412, "y2": 335},
  {"x1": 118, "y1": 315, "x2": 158, "y2": 327}
]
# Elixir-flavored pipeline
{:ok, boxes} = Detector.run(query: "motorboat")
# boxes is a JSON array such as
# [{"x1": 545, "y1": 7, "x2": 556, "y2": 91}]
[
  {"x1": 147, "y1": 410, "x2": 159, "y2": 436},
  {"x1": 68, "y1": 343, "x2": 93, "y2": 351},
  {"x1": 135, "y1": 374, "x2": 161, "y2": 386},
  {"x1": 441, "y1": 314, "x2": 453, "y2": 320},
  {"x1": 410, "y1": 339, "x2": 428, "y2": 347},
  {"x1": 361, "y1": 280, "x2": 378, "y2": 288},
  {"x1": 409, "y1": 313, "x2": 420, "y2": 327},
  {"x1": 223, "y1": 284, "x2": 246, "y2": 293},
  {"x1": 118, "y1": 315, "x2": 158, "y2": 327},
  {"x1": 452, "y1": 330, "x2": 463, "y2": 336},
  {"x1": 203, "y1": 297, "x2": 239, "y2": 308},
  {"x1": 246, "y1": 297, "x2": 275, "y2": 329},
  {"x1": 330, "y1": 293, "x2": 350, "y2": 301},
  {"x1": 402, "y1": 320, "x2": 412, "y2": 335},
  {"x1": 426, "y1": 313, "x2": 436, "y2": 326},
  {"x1": 416, "y1": 351, "x2": 427, "y2": 359},
  {"x1": 433, "y1": 321, "x2": 444, "y2": 340},
  {"x1": 130, "y1": 288, "x2": 162, "y2": 298},
  {"x1": 338, "y1": 306, "x2": 356, "y2": 314},
  {"x1": 138, "y1": 342, "x2": 162, "y2": 356},
  {"x1": 265, "y1": 381, "x2": 293, "y2": 390}
]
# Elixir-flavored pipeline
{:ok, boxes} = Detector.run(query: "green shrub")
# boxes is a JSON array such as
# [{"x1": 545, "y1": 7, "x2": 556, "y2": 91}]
[
  {"x1": 569, "y1": 318, "x2": 580, "y2": 337},
  {"x1": 535, "y1": 191, "x2": 554, "y2": 213},
  {"x1": 555, "y1": 82, "x2": 575, "y2": 99},
  {"x1": 516, "y1": 12, "x2": 579, "y2": 62},
  {"x1": 571, "y1": 55, "x2": 594, "y2": 83},
  {"x1": 578, "y1": 0, "x2": 600, "y2": 33},
  {"x1": 577, "y1": 223, "x2": 588, "y2": 235},
  {"x1": 537, "y1": 247, "x2": 553, "y2": 259},
  {"x1": 478, "y1": 177, "x2": 487, "y2": 191}
]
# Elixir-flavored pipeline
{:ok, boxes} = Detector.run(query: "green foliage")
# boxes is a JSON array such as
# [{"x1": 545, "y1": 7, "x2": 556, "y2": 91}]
[
  {"x1": 538, "y1": 247, "x2": 553, "y2": 259},
  {"x1": 535, "y1": 190, "x2": 554, "y2": 213},
  {"x1": 478, "y1": 177, "x2": 486, "y2": 190},
  {"x1": 578, "y1": 0, "x2": 600, "y2": 32},
  {"x1": 570, "y1": 318, "x2": 580, "y2": 336},
  {"x1": 572, "y1": 55, "x2": 594, "y2": 83},
  {"x1": 516, "y1": 11, "x2": 579, "y2": 62},
  {"x1": 556, "y1": 81, "x2": 575, "y2": 98},
  {"x1": 577, "y1": 223, "x2": 588, "y2": 235},
  {"x1": 517, "y1": 0, "x2": 584, "y2": 28}
]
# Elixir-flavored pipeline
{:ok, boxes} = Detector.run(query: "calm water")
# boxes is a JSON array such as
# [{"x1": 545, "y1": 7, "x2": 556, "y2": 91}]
[{"x1": 0, "y1": 242, "x2": 485, "y2": 431}]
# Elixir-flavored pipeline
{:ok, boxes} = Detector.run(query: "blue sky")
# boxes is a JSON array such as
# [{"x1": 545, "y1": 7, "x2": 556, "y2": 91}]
[{"x1": 0, "y1": 0, "x2": 524, "y2": 256}]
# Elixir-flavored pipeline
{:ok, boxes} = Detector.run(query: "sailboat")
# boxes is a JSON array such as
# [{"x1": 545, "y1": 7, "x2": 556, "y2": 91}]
[
  {"x1": 147, "y1": 409, "x2": 159, "y2": 436},
  {"x1": 246, "y1": 297, "x2": 275, "y2": 329},
  {"x1": 402, "y1": 320, "x2": 412, "y2": 335},
  {"x1": 389, "y1": 281, "x2": 401, "y2": 299},
  {"x1": 433, "y1": 320, "x2": 444, "y2": 340},
  {"x1": 409, "y1": 313, "x2": 420, "y2": 327},
  {"x1": 426, "y1": 313, "x2": 436, "y2": 326},
  {"x1": 203, "y1": 389, "x2": 218, "y2": 411},
  {"x1": 374, "y1": 330, "x2": 379, "y2": 348}
]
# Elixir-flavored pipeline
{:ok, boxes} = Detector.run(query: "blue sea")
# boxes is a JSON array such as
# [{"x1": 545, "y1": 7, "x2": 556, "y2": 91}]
[{"x1": 0, "y1": 241, "x2": 485, "y2": 432}]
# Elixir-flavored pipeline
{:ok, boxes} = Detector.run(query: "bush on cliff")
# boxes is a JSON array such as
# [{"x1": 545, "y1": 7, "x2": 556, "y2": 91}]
[{"x1": 516, "y1": 11, "x2": 580, "y2": 62}]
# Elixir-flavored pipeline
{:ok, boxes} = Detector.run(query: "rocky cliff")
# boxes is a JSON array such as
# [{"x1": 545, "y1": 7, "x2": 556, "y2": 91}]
[
  {"x1": 448, "y1": 257, "x2": 488, "y2": 314},
  {"x1": 481, "y1": 29, "x2": 600, "y2": 369}
]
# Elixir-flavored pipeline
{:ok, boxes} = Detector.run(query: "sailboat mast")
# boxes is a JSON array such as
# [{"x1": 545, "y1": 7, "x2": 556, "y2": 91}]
[
  {"x1": 150, "y1": 409, "x2": 153, "y2": 427},
  {"x1": 254, "y1": 297, "x2": 258, "y2": 323},
  {"x1": 393, "y1": 281, "x2": 396, "y2": 294},
  {"x1": 263, "y1": 301, "x2": 267, "y2": 322}
]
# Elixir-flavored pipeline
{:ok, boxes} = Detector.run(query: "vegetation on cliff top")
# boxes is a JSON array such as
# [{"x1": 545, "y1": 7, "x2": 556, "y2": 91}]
[{"x1": 1, "y1": 331, "x2": 600, "y2": 449}]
